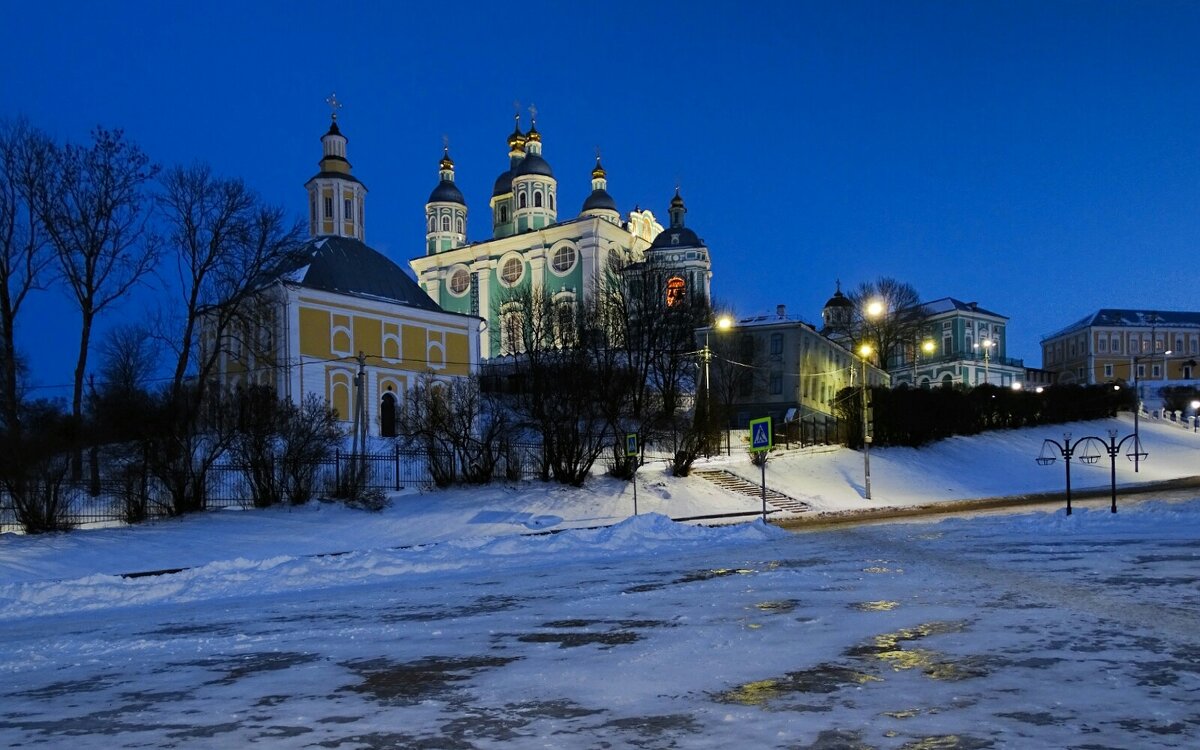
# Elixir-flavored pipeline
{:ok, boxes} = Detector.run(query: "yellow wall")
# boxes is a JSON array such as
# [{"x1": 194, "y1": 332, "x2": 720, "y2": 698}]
[{"x1": 300, "y1": 308, "x2": 331, "y2": 358}]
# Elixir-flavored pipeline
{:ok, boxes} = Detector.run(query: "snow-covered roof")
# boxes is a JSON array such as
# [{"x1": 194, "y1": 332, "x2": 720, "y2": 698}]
[{"x1": 1043, "y1": 309, "x2": 1200, "y2": 341}]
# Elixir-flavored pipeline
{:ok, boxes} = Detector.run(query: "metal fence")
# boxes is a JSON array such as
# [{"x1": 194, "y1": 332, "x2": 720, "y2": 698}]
[{"x1": 0, "y1": 443, "x2": 552, "y2": 534}]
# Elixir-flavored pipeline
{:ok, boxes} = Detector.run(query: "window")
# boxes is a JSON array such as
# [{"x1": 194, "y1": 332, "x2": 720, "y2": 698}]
[
  {"x1": 499, "y1": 205, "x2": 508, "y2": 223},
  {"x1": 769, "y1": 371, "x2": 783, "y2": 395},
  {"x1": 1137, "y1": 364, "x2": 1146, "y2": 378},
  {"x1": 1152, "y1": 364, "x2": 1161, "y2": 378},
  {"x1": 324, "y1": 197, "x2": 333, "y2": 217},
  {"x1": 380, "y1": 391, "x2": 397, "y2": 438},
  {"x1": 551, "y1": 245, "x2": 576, "y2": 274},
  {"x1": 1098, "y1": 337, "x2": 1107, "y2": 353},
  {"x1": 428, "y1": 217, "x2": 435, "y2": 232},
  {"x1": 549, "y1": 193, "x2": 555, "y2": 210},
  {"x1": 441, "y1": 216, "x2": 450, "y2": 232},
  {"x1": 534, "y1": 191, "x2": 543, "y2": 208},
  {"x1": 943, "y1": 335, "x2": 952, "y2": 356},
  {"x1": 344, "y1": 198, "x2": 352, "y2": 220},
  {"x1": 1176, "y1": 336, "x2": 1184, "y2": 352},
  {"x1": 500, "y1": 257, "x2": 524, "y2": 286},
  {"x1": 1104, "y1": 364, "x2": 1113, "y2": 378},
  {"x1": 448, "y1": 268, "x2": 470, "y2": 296},
  {"x1": 665, "y1": 276, "x2": 686, "y2": 307},
  {"x1": 770, "y1": 333, "x2": 783, "y2": 356},
  {"x1": 1112, "y1": 337, "x2": 1121, "y2": 353},
  {"x1": 310, "y1": 195, "x2": 316, "y2": 223},
  {"x1": 456, "y1": 218, "x2": 464, "y2": 235},
  {"x1": 500, "y1": 306, "x2": 526, "y2": 355},
  {"x1": 519, "y1": 193, "x2": 527, "y2": 208}
]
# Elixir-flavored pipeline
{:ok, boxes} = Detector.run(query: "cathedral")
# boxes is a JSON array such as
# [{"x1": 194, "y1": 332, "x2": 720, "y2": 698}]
[{"x1": 408, "y1": 112, "x2": 714, "y2": 359}]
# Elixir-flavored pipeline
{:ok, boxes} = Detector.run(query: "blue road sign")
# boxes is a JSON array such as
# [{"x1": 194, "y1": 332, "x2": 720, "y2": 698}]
[
  {"x1": 749, "y1": 417, "x2": 773, "y2": 452},
  {"x1": 625, "y1": 433, "x2": 639, "y2": 457}
]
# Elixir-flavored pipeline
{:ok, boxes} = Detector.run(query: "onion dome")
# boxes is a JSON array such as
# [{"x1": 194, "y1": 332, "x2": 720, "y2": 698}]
[
  {"x1": 513, "y1": 152, "x2": 554, "y2": 178},
  {"x1": 650, "y1": 188, "x2": 700, "y2": 247},
  {"x1": 427, "y1": 146, "x2": 465, "y2": 204},
  {"x1": 492, "y1": 169, "x2": 514, "y2": 197},
  {"x1": 824, "y1": 282, "x2": 854, "y2": 310},
  {"x1": 582, "y1": 188, "x2": 618, "y2": 212},
  {"x1": 506, "y1": 115, "x2": 526, "y2": 151},
  {"x1": 582, "y1": 156, "x2": 617, "y2": 212}
]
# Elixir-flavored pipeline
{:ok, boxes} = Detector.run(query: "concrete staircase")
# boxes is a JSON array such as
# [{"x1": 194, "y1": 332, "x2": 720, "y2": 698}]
[{"x1": 693, "y1": 469, "x2": 811, "y2": 514}]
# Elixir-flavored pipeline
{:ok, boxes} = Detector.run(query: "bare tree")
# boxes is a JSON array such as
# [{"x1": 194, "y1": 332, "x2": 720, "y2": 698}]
[
  {"x1": 34, "y1": 127, "x2": 159, "y2": 459},
  {"x1": 157, "y1": 163, "x2": 303, "y2": 396},
  {"x1": 605, "y1": 254, "x2": 711, "y2": 445},
  {"x1": 0, "y1": 119, "x2": 54, "y2": 434},
  {"x1": 849, "y1": 277, "x2": 922, "y2": 372},
  {"x1": 97, "y1": 322, "x2": 159, "y2": 397}
]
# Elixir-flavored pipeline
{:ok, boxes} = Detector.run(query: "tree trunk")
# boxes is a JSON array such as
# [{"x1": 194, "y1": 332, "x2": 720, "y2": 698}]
[{"x1": 70, "y1": 308, "x2": 93, "y2": 480}]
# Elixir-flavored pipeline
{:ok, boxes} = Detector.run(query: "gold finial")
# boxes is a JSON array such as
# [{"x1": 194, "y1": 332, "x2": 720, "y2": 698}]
[{"x1": 326, "y1": 92, "x2": 343, "y2": 120}]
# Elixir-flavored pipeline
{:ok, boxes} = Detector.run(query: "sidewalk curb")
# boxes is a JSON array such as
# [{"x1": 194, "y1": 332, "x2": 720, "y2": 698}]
[{"x1": 772, "y1": 475, "x2": 1200, "y2": 530}]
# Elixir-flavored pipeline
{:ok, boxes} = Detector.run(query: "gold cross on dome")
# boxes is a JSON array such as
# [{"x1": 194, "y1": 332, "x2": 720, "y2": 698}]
[{"x1": 326, "y1": 92, "x2": 343, "y2": 119}]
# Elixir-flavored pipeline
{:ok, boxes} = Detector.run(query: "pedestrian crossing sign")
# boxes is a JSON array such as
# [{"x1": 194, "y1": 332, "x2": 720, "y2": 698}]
[
  {"x1": 749, "y1": 417, "x2": 772, "y2": 452},
  {"x1": 625, "y1": 433, "x2": 638, "y2": 457}
]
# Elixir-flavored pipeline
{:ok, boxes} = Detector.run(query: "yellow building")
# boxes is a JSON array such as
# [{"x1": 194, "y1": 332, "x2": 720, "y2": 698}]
[{"x1": 214, "y1": 106, "x2": 481, "y2": 436}]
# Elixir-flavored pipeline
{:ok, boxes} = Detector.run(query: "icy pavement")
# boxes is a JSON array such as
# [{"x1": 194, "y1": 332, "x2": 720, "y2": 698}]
[{"x1": 1, "y1": 504, "x2": 1199, "y2": 748}]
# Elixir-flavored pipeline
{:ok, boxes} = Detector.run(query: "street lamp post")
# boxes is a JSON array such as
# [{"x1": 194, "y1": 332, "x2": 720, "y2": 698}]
[
  {"x1": 700, "y1": 316, "x2": 733, "y2": 456},
  {"x1": 858, "y1": 343, "x2": 873, "y2": 499},
  {"x1": 1132, "y1": 354, "x2": 1143, "y2": 473},
  {"x1": 1191, "y1": 399, "x2": 1200, "y2": 433},
  {"x1": 974, "y1": 338, "x2": 994, "y2": 385}
]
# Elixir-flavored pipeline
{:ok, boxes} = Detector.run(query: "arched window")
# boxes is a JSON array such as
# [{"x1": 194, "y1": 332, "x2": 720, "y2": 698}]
[
  {"x1": 456, "y1": 218, "x2": 464, "y2": 234},
  {"x1": 519, "y1": 192, "x2": 527, "y2": 209},
  {"x1": 666, "y1": 276, "x2": 686, "y2": 307},
  {"x1": 428, "y1": 216, "x2": 435, "y2": 232},
  {"x1": 441, "y1": 216, "x2": 450, "y2": 232},
  {"x1": 534, "y1": 191, "x2": 543, "y2": 208},
  {"x1": 380, "y1": 391, "x2": 397, "y2": 438},
  {"x1": 548, "y1": 193, "x2": 554, "y2": 210}
]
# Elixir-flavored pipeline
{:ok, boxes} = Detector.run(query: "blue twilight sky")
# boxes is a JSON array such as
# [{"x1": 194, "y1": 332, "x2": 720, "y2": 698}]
[{"x1": 4, "y1": 0, "x2": 1200, "y2": 395}]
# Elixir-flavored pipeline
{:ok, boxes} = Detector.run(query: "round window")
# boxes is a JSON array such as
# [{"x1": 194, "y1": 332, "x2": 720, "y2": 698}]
[
  {"x1": 449, "y1": 268, "x2": 470, "y2": 296},
  {"x1": 501, "y1": 257, "x2": 524, "y2": 286},
  {"x1": 551, "y1": 245, "x2": 576, "y2": 274}
]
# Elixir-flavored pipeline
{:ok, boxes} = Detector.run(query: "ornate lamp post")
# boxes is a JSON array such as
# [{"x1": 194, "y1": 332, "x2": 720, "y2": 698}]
[
  {"x1": 1191, "y1": 399, "x2": 1200, "y2": 433},
  {"x1": 1036, "y1": 430, "x2": 1146, "y2": 514}
]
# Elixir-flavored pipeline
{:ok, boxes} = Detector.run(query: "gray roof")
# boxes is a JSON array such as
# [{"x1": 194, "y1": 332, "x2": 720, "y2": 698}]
[
  {"x1": 268, "y1": 235, "x2": 441, "y2": 311},
  {"x1": 918, "y1": 297, "x2": 1006, "y2": 319},
  {"x1": 650, "y1": 225, "x2": 702, "y2": 249},
  {"x1": 1044, "y1": 309, "x2": 1200, "y2": 340}
]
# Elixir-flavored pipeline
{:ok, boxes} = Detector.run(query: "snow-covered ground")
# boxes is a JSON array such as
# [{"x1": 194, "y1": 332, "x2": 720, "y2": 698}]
[{"x1": 0, "y1": 416, "x2": 1198, "y2": 747}]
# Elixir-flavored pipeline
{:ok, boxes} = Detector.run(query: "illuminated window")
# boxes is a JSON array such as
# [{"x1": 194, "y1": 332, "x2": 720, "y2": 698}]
[{"x1": 665, "y1": 276, "x2": 686, "y2": 307}]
